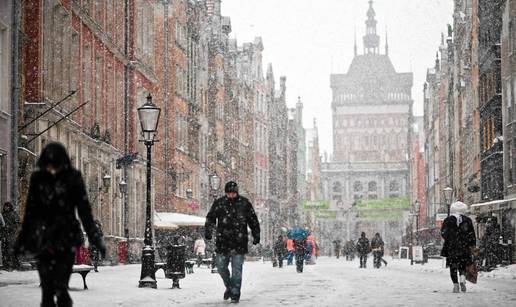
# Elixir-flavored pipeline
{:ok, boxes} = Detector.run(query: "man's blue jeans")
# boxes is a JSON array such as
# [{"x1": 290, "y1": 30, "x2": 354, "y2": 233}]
[
  {"x1": 286, "y1": 251, "x2": 294, "y2": 265},
  {"x1": 215, "y1": 253, "x2": 244, "y2": 299}
]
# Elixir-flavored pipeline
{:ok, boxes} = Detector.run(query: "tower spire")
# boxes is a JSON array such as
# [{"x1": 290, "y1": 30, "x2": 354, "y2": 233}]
[
  {"x1": 354, "y1": 27, "x2": 357, "y2": 56},
  {"x1": 363, "y1": 0, "x2": 380, "y2": 54},
  {"x1": 385, "y1": 28, "x2": 389, "y2": 55}
]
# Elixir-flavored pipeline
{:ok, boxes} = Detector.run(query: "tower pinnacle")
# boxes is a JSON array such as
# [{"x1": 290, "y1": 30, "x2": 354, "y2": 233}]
[{"x1": 363, "y1": 0, "x2": 380, "y2": 54}]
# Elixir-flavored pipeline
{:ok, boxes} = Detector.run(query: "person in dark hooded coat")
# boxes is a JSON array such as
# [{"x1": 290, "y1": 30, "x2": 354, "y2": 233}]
[
  {"x1": 371, "y1": 233, "x2": 387, "y2": 268},
  {"x1": 356, "y1": 232, "x2": 370, "y2": 268},
  {"x1": 15, "y1": 142, "x2": 105, "y2": 307},
  {"x1": 273, "y1": 234, "x2": 287, "y2": 268},
  {"x1": 441, "y1": 201, "x2": 476, "y2": 293},
  {"x1": 205, "y1": 181, "x2": 260, "y2": 303}
]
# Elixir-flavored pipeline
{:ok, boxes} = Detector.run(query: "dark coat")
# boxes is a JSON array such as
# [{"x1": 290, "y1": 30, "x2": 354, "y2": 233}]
[
  {"x1": 16, "y1": 169, "x2": 103, "y2": 255},
  {"x1": 371, "y1": 236, "x2": 384, "y2": 255},
  {"x1": 293, "y1": 239, "x2": 307, "y2": 256},
  {"x1": 357, "y1": 237, "x2": 370, "y2": 255},
  {"x1": 440, "y1": 214, "x2": 476, "y2": 267},
  {"x1": 274, "y1": 236, "x2": 287, "y2": 255},
  {"x1": 205, "y1": 195, "x2": 260, "y2": 255},
  {"x1": 1, "y1": 209, "x2": 20, "y2": 240}
]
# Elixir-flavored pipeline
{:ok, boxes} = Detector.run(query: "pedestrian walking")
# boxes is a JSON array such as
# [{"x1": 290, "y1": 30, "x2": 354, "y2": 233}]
[
  {"x1": 440, "y1": 201, "x2": 476, "y2": 293},
  {"x1": 205, "y1": 181, "x2": 260, "y2": 304},
  {"x1": 1, "y1": 202, "x2": 20, "y2": 270},
  {"x1": 14, "y1": 142, "x2": 105, "y2": 307},
  {"x1": 371, "y1": 233, "x2": 387, "y2": 268},
  {"x1": 286, "y1": 238, "x2": 294, "y2": 265},
  {"x1": 333, "y1": 240, "x2": 342, "y2": 259},
  {"x1": 194, "y1": 235, "x2": 206, "y2": 267},
  {"x1": 305, "y1": 234, "x2": 316, "y2": 264},
  {"x1": 89, "y1": 220, "x2": 104, "y2": 272},
  {"x1": 357, "y1": 232, "x2": 370, "y2": 268},
  {"x1": 273, "y1": 235, "x2": 287, "y2": 268},
  {"x1": 344, "y1": 239, "x2": 356, "y2": 261},
  {"x1": 294, "y1": 238, "x2": 307, "y2": 273},
  {"x1": 483, "y1": 217, "x2": 500, "y2": 270}
]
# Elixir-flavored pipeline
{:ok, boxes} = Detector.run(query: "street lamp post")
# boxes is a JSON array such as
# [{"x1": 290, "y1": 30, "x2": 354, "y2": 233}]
[
  {"x1": 208, "y1": 173, "x2": 220, "y2": 273},
  {"x1": 409, "y1": 212, "x2": 415, "y2": 265},
  {"x1": 444, "y1": 187, "x2": 453, "y2": 217},
  {"x1": 137, "y1": 94, "x2": 161, "y2": 289},
  {"x1": 119, "y1": 179, "x2": 129, "y2": 263},
  {"x1": 414, "y1": 200, "x2": 420, "y2": 246}
]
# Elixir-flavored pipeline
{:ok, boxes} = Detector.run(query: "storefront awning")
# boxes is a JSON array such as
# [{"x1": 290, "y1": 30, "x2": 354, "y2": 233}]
[
  {"x1": 153, "y1": 212, "x2": 206, "y2": 230},
  {"x1": 470, "y1": 198, "x2": 516, "y2": 214}
]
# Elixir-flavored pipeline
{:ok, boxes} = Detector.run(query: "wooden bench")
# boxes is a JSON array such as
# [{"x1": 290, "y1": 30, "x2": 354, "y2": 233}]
[
  {"x1": 200, "y1": 258, "x2": 213, "y2": 268},
  {"x1": 71, "y1": 265, "x2": 94, "y2": 290}
]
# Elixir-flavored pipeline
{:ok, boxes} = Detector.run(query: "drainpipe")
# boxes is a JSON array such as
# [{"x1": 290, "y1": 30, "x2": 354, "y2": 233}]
[
  {"x1": 123, "y1": 0, "x2": 131, "y2": 261},
  {"x1": 163, "y1": 0, "x2": 170, "y2": 209},
  {"x1": 10, "y1": 0, "x2": 21, "y2": 210}
]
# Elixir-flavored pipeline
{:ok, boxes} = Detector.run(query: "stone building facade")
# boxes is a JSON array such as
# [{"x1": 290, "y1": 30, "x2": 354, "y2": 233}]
[
  {"x1": 17, "y1": 0, "x2": 160, "y2": 261},
  {"x1": 479, "y1": 0, "x2": 505, "y2": 201},
  {"x1": 0, "y1": 0, "x2": 12, "y2": 207},
  {"x1": 322, "y1": 1, "x2": 412, "y2": 241}
]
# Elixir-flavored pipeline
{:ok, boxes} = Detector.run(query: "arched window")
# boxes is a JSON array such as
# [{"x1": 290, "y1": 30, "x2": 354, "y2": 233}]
[
  {"x1": 333, "y1": 181, "x2": 343, "y2": 193},
  {"x1": 353, "y1": 181, "x2": 363, "y2": 192},
  {"x1": 368, "y1": 181, "x2": 377, "y2": 192},
  {"x1": 389, "y1": 180, "x2": 399, "y2": 192}
]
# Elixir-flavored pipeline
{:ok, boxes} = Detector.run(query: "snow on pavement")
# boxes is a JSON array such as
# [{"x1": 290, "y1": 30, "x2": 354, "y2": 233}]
[{"x1": 1, "y1": 257, "x2": 515, "y2": 307}]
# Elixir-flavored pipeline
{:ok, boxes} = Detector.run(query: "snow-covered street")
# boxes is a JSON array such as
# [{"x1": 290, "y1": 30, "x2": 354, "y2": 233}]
[{"x1": 1, "y1": 257, "x2": 515, "y2": 307}]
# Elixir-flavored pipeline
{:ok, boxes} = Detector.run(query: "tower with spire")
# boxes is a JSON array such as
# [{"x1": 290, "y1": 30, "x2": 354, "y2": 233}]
[{"x1": 323, "y1": 0, "x2": 414, "y2": 240}]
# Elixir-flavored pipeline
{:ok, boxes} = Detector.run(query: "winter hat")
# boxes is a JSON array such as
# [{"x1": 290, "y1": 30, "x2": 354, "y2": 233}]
[
  {"x1": 224, "y1": 181, "x2": 238, "y2": 193},
  {"x1": 450, "y1": 201, "x2": 468, "y2": 214}
]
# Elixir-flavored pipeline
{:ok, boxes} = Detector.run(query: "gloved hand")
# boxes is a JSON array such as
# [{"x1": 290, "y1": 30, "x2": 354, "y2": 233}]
[{"x1": 253, "y1": 237, "x2": 260, "y2": 245}]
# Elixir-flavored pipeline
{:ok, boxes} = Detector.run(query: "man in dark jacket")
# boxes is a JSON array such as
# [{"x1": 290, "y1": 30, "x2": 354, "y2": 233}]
[
  {"x1": 1, "y1": 202, "x2": 20, "y2": 270},
  {"x1": 205, "y1": 181, "x2": 260, "y2": 303},
  {"x1": 274, "y1": 235, "x2": 287, "y2": 268},
  {"x1": 333, "y1": 240, "x2": 342, "y2": 259},
  {"x1": 357, "y1": 232, "x2": 370, "y2": 268},
  {"x1": 371, "y1": 233, "x2": 387, "y2": 268}
]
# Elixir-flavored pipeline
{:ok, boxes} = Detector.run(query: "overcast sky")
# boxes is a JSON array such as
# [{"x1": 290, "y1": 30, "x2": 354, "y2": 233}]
[{"x1": 222, "y1": 0, "x2": 454, "y2": 155}]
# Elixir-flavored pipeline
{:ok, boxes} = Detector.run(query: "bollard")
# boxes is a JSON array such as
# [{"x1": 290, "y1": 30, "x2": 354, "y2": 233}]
[{"x1": 165, "y1": 236, "x2": 186, "y2": 289}]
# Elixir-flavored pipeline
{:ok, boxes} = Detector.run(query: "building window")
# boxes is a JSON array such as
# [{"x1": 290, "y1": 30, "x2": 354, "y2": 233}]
[
  {"x1": 95, "y1": 53, "x2": 103, "y2": 124},
  {"x1": 82, "y1": 43, "x2": 92, "y2": 128},
  {"x1": 353, "y1": 181, "x2": 363, "y2": 192},
  {"x1": 389, "y1": 180, "x2": 399, "y2": 192},
  {"x1": 368, "y1": 181, "x2": 377, "y2": 192},
  {"x1": 175, "y1": 115, "x2": 188, "y2": 152},
  {"x1": 333, "y1": 181, "x2": 343, "y2": 193},
  {"x1": 0, "y1": 24, "x2": 8, "y2": 113}
]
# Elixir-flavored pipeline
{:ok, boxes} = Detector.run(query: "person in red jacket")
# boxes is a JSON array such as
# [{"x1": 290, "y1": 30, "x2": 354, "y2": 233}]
[{"x1": 286, "y1": 239, "x2": 294, "y2": 265}]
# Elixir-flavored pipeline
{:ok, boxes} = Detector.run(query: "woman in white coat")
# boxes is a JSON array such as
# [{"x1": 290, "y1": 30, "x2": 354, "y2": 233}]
[{"x1": 194, "y1": 235, "x2": 206, "y2": 267}]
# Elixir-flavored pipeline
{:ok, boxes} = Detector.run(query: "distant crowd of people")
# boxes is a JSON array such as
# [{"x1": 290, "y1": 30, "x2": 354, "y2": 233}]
[{"x1": 330, "y1": 232, "x2": 387, "y2": 269}]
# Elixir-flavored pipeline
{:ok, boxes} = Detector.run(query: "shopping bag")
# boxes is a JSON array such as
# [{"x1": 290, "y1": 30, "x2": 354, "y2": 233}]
[{"x1": 465, "y1": 262, "x2": 478, "y2": 284}]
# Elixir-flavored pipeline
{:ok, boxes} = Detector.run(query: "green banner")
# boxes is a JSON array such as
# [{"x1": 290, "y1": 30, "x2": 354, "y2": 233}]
[
  {"x1": 314, "y1": 210, "x2": 337, "y2": 219},
  {"x1": 300, "y1": 200, "x2": 330, "y2": 211},
  {"x1": 356, "y1": 197, "x2": 410, "y2": 210},
  {"x1": 358, "y1": 210, "x2": 404, "y2": 221}
]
